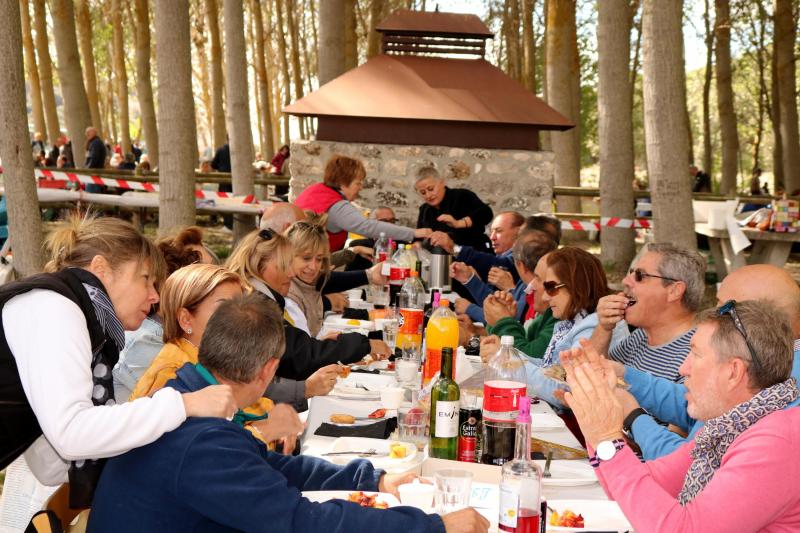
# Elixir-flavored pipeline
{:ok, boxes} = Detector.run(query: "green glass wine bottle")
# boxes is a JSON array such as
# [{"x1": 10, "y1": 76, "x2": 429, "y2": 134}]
[{"x1": 429, "y1": 347, "x2": 460, "y2": 459}]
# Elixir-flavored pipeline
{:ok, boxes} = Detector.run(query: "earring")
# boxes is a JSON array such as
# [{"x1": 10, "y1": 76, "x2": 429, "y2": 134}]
[{"x1": 186, "y1": 327, "x2": 193, "y2": 334}]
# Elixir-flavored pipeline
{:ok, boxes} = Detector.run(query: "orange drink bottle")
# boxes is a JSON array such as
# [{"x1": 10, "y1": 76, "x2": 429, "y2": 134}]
[{"x1": 422, "y1": 300, "x2": 460, "y2": 386}]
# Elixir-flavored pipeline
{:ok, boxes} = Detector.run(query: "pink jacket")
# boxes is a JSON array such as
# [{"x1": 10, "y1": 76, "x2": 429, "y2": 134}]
[{"x1": 595, "y1": 407, "x2": 800, "y2": 532}]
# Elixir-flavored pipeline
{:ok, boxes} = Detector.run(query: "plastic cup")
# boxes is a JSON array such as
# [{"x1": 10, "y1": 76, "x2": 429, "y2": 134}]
[
  {"x1": 380, "y1": 387, "x2": 404, "y2": 410},
  {"x1": 398, "y1": 481, "x2": 436, "y2": 513},
  {"x1": 434, "y1": 469, "x2": 473, "y2": 514}
]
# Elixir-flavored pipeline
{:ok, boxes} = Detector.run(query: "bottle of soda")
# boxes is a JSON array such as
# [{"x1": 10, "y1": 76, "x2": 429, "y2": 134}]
[
  {"x1": 429, "y1": 347, "x2": 460, "y2": 459},
  {"x1": 498, "y1": 397, "x2": 543, "y2": 532},
  {"x1": 422, "y1": 300, "x2": 459, "y2": 386},
  {"x1": 389, "y1": 245, "x2": 411, "y2": 305},
  {"x1": 374, "y1": 232, "x2": 391, "y2": 264},
  {"x1": 487, "y1": 336, "x2": 528, "y2": 383},
  {"x1": 397, "y1": 271, "x2": 425, "y2": 350},
  {"x1": 423, "y1": 289, "x2": 441, "y2": 330}
]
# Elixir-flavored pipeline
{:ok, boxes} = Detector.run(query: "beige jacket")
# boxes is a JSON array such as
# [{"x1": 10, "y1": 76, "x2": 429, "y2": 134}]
[{"x1": 287, "y1": 277, "x2": 324, "y2": 337}]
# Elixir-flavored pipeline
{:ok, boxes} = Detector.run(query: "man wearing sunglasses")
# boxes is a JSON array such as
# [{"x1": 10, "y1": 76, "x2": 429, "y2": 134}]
[
  {"x1": 599, "y1": 264, "x2": 800, "y2": 460},
  {"x1": 591, "y1": 243, "x2": 706, "y2": 383}
]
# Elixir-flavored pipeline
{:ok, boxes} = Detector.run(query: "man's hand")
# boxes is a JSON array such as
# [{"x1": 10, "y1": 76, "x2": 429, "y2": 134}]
[
  {"x1": 441, "y1": 508, "x2": 490, "y2": 533},
  {"x1": 454, "y1": 297, "x2": 472, "y2": 315},
  {"x1": 483, "y1": 293, "x2": 515, "y2": 326},
  {"x1": 479, "y1": 335, "x2": 500, "y2": 363},
  {"x1": 428, "y1": 231, "x2": 455, "y2": 253},
  {"x1": 560, "y1": 338, "x2": 624, "y2": 386},
  {"x1": 182, "y1": 384, "x2": 237, "y2": 419},
  {"x1": 351, "y1": 246, "x2": 374, "y2": 261},
  {"x1": 328, "y1": 293, "x2": 349, "y2": 313},
  {"x1": 367, "y1": 262, "x2": 388, "y2": 285},
  {"x1": 596, "y1": 293, "x2": 630, "y2": 332},
  {"x1": 450, "y1": 262, "x2": 475, "y2": 284},
  {"x1": 369, "y1": 339, "x2": 392, "y2": 359},
  {"x1": 414, "y1": 228, "x2": 433, "y2": 239},
  {"x1": 487, "y1": 267, "x2": 514, "y2": 291},
  {"x1": 251, "y1": 403, "x2": 304, "y2": 448},
  {"x1": 562, "y1": 359, "x2": 625, "y2": 449},
  {"x1": 305, "y1": 364, "x2": 340, "y2": 398},
  {"x1": 378, "y1": 472, "x2": 425, "y2": 498}
]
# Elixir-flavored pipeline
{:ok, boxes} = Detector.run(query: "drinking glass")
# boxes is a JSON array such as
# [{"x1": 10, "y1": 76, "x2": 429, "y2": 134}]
[
  {"x1": 380, "y1": 318, "x2": 399, "y2": 354},
  {"x1": 395, "y1": 358, "x2": 419, "y2": 388},
  {"x1": 434, "y1": 469, "x2": 473, "y2": 514},
  {"x1": 397, "y1": 406, "x2": 428, "y2": 451},
  {"x1": 368, "y1": 283, "x2": 390, "y2": 306}
]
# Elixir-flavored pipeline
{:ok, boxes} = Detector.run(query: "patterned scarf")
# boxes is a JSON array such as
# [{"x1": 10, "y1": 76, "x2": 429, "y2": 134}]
[
  {"x1": 542, "y1": 310, "x2": 587, "y2": 365},
  {"x1": 678, "y1": 377, "x2": 799, "y2": 504}
]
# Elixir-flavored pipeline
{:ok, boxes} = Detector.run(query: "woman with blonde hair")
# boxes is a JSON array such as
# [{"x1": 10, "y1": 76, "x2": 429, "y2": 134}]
[
  {"x1": 0, "y1": 215, "x2": 233, "y2": 506},
  {"x1": 227, "y1": 228, "x2": 390, "y2": 380},
  {"x1": 114, "y1": 226, "x2": 218, "y2": 400}
]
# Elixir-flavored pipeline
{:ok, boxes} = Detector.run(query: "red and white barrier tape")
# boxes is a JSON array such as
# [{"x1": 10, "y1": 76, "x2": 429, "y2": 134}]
[
  {"x1": 561, "y1": 217, "x2": 652, "y2": 231},
  {"x1": 36, "y1": 169, "x2": 257, "y2": 204}
]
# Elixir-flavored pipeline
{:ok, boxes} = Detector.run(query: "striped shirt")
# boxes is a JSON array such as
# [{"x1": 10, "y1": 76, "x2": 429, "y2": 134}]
[{"x1": 609, "y1": 327, "x2": 693, "y2": 382}]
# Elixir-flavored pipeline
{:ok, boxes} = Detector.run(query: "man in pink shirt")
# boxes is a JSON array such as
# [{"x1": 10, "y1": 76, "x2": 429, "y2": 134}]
[{"x1": 560, "y1": 300, "x2": 800, "y2": 533}]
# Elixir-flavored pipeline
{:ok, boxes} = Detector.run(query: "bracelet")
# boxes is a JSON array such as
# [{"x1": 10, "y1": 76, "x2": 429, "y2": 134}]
[{"x1": 622, "y1": 407, "x2": 648, "y2": 438}]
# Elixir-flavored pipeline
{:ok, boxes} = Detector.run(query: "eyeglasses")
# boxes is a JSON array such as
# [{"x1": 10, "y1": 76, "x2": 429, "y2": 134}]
[
  {"x1": 258, "y1": 228, "x2": 274, "y2": 240},
  {"x1": 717, "y1": 299, "x2": 763, "y2": 373},
  {"x1": 542, "y1": 281, "x2": 567, "y2": 296},
  {"x1": 628, "y1": 268, "x2": 679, "y2": 284}
]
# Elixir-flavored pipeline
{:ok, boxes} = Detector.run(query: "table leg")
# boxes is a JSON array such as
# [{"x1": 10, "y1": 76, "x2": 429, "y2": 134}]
[
  {"x1": 707, "y1": 238, "x2": 730, "y2": 280},
  {"x1": 747, "y1": 241, "x2": 793, "y2": 267},
  {"x1": 719, "y1": 238, "x2": 747, "y2": 276}
]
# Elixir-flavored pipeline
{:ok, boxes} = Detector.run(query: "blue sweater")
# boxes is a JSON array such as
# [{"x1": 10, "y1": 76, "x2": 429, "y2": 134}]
[
  {"x1": 626, "y1": 343, "x2": 800, "y2": 460},
  {"x1": 88, "y1": 364, "x2": 445, "y2": 533},
  {"x1": 463, "y1": 276, "x2": 527, "y2": 323},
  {"x1": 456, "y1": 247, "x2": 517, "y2": 282}
]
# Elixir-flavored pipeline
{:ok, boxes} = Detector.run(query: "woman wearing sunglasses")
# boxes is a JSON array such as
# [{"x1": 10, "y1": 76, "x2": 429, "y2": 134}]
[{"x1": 524, "y1": 247, "x2": 629, "y2": 410}]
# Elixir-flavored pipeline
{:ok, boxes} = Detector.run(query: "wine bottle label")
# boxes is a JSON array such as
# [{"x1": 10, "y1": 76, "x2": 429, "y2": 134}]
[
  {"x1": 434, "y1": 401, "x2": 459, "y2": 438},
  {"x1": 499, "y1": 483, "x2": 520, "y2": 528}
]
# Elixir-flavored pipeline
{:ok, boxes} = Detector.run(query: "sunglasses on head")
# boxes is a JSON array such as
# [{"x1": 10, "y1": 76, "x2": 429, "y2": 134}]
[
  {"x1": 717, "y1": 299, "x2": 763, "y2": 373},
  {"x1": 258, "y1": 228, "x2": 274, "y2": 240},
  {"x1": 542, "y1": 280, "x2": 567, "y2": 296},
  {"x1": 629, "y1": 268, "x2": 679, "y2": 284}
]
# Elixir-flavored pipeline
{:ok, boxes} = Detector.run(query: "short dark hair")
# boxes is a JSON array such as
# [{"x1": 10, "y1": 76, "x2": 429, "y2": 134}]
[
  {"x1": 513, "y1": 229, "x2": 557, "y2": 272},
  {"x1": 198, "y1": 294, "x2": 285, "y2": 383},
  {"x1": 545, "y1": 247, "x2": 611, "y2": 318},
  {"x1": 323, "y1": 154, "x2": 366, "y2": 188},
  {"x1": 525, "y1": 214, "x2": 562, "y2": 245},
  {"x1": 698, "y1": 300, "x2": 794, "y2": 390}
]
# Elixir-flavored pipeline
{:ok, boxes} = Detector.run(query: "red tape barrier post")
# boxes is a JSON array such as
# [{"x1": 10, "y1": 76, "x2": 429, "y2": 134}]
[{"x1": 560, "y1": 217, "x2": 652, "y2": 231}]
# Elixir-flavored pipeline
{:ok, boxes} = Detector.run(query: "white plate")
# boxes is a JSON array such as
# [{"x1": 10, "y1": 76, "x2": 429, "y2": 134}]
[
  {"x1": 533, "y1": 413, "x2": 565, "y2": 431},
  {"x1": 331, "y1": 386, "x2": 381, "y2": 400},
  {"x1": 326, "y1": 317, "x2": 375, "y2": 330},
  {"x1": 534, "y1": 460, "x2": 598, "y2": 487},
  {"x1": 546, "y1": 499, "x2": 632, "y2": 532},
  {"x1": 333, "y1": 373, "x2": 397, "y2": 399},
  {"x1": 323, "y1": 437, "x2": 418, "y2": 469},
  {"x1": 302, "y1": 490, "x2": 401, "y2": 508}
]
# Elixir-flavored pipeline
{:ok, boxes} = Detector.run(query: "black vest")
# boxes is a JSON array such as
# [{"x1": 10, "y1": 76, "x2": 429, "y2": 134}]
[{"x1": 0, "y1": 269, "x2": 112, "y2": 505}]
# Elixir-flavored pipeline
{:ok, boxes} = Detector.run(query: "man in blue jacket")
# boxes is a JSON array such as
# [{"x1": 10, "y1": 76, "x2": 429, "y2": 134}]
[
  {"x1": 89, "y1": 294, "x2": 487, "y2": 533},
  {"x1": 592, "y1": 264, "x2": 800, "y2": 461}
]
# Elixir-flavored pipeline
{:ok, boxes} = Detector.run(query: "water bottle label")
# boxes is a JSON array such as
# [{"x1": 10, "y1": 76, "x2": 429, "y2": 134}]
[
  {"x1": 434, "y1": 401, "x2": 459, "y2": 438},
  {"x1": 499, "y1": 483, "x2": 520, "y2": 528}
]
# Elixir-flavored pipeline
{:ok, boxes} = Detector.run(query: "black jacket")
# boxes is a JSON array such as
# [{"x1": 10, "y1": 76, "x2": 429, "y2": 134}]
[
  {"x1": 417, "y1": 187, "x2": 494, "y2": 252},
  {"x1": 85, "y1": 136, "x2": 107, "y2": 169}
]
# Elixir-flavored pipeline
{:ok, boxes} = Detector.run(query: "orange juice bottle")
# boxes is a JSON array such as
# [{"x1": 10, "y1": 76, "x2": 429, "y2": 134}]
[{"x1": 422, "y1": 300, "x2": 460, "y2": 386}]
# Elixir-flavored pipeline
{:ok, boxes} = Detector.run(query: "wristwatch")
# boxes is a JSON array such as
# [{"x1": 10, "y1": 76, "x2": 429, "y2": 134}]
[
  {"x1": 453, "y1": 244, "x2": 462, "y2": 256},
  {"x1": 622, "y1": 407, "x2": 648, "y2": 440},
  {"x1": 589, "y1": 439, "x2": 625, "y2": 468}
]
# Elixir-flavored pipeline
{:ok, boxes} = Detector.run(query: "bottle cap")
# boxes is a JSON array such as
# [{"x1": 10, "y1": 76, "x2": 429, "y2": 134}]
[
  {"x1": 517, "y1": 396, "x2": 531, "y2": 424},
  {"x1": 409, "y1": 271, "x2": 419, "y2": 277},
  {"x1": 439, "y1": 299, "x2": 450, "y2": 307},
  {"x1": 501, "y1": 335, "x2": 514, "y2": 346}
]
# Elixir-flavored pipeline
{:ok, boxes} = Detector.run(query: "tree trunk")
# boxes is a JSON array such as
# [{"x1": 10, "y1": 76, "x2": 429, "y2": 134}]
[
  {"x1": 154, "y1": 0, "x2": 197, "y2": 233},
  {"x1": 111, "y1": 0, "x2": 131, "y2": 155},
  {"x1": 20, "y1": 0, "x2": 46, "y2": 140},
  {"x1": 714, "y1": 0, "x2": 738, "y2": 195},
  {"x1": 641, "y1": 0, "x2": 695, "y2": 249},
  {"x1": 0, "y1": 0, "x2": 44, "y2": 275},
  {"x1": 191, "y1": 0, "x2": 213, "y2": 149},
  {"x1": 206, "y1": 0, "x2": 226, "y2": 150},
  {"x1": 545, "y1": 0, "x2": 580, "y2": 213},
  {"x1": 598, "y1": 0, "x2": 635, "y2": 273},
  {"x1": 31, "y1": 0, "x2": 60, "y2": 144},
  {"x1": 366, "y1": 0, "x2": 385, "y2": 59},
  {"x1": 504, "y1": 0, "x2": 522, "y2": 81},
  {"x1": 702, "y1": 0, "x2": 713, "y2": 178},
  {"x1": 774, "y1": 0, "x2": 800, "y2": 193},
  {"x1": 343, "y1": 0, "x2": 357, "y2": 71},
  {"x1": 771, "y1": 29, "x2": 783, "y2": 191},
  {"x1": 133, "y1": 0, "x2": 159, "y2": 167},
  {"x1": 50, "y1": 0, "x2": 92, "y2": 163},
  {"x1": 75, "y1": 0, "x2": 103, "y2": 140},
  {"x1": 274, "y1": 0, "x2": 291, "y2": 144},
  {"x1": 750, "y1": 2, "x2": 767, "y2": 172},
  {"x1": 223, "y1": 0, "x2": 255, "y2": 241},
  {"x1": 286, "y1": 0, "x2": 306, "y2": 138},
  {"x1": 521, "y1": 0, "x2": 536, "y2": 92},
  {"x1": 319, "y1": 0, "x2": 346, "y2": 86},
  {"x1": 252, "y1": 0, "x2": 275, "y2": 156}
]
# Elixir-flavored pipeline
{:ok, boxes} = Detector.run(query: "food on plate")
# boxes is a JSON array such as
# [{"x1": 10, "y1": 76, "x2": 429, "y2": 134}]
[
  {"x1": 543, "y1": 364, "x2": 630, "y2": 389},
  {"x1": 388, "y1": 442, "x2": 408, "y2": 459},
  {"x1": 549, "y1": 509, "x2": 585, "y2": 528},
  {"x1": 368, "y1": 408, "x2": 386, "y2": 419},
  {"x1": 346, "y1": 319, "x2": 362, "y2": 326},
  {"x1": 346, "y1": 491, "x2": 389, "y2": 509},
  {"x1": 330, "y1": 414, "x2": 356, "y2": 424}
]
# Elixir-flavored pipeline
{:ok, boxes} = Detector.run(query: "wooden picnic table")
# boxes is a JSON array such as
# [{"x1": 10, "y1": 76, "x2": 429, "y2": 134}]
[{"x1": 695, "y1": 222, "x2": 800, "y2": 280}]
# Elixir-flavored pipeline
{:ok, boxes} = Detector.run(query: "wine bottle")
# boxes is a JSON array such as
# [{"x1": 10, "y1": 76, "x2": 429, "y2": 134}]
[
  {"x1": 429, "y1": 347, "x2": 460, "y2": 459},
  {"x1": 498, "y1": 397, "x2": 543, "y2": 532}
]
